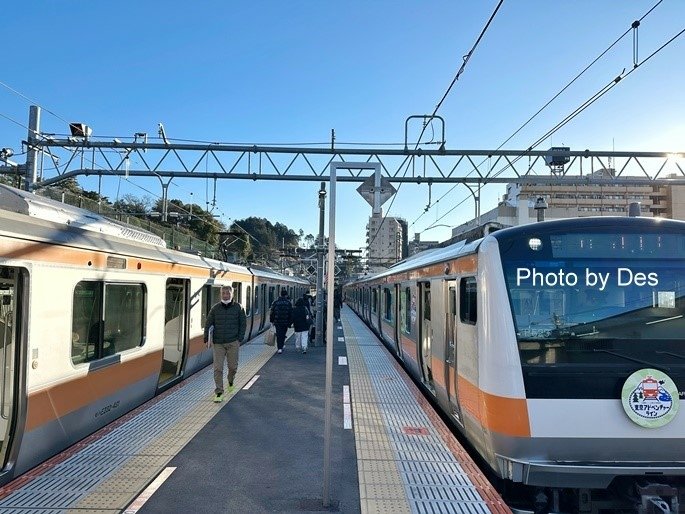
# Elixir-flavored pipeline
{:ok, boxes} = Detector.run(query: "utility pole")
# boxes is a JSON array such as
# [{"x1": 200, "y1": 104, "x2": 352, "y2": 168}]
[
  {"x1": 24, "y1": 106, "x2": 40, "y2": 191},
  {"x1": 315, "y1": 182, "x2": 326, "y2": 347}
]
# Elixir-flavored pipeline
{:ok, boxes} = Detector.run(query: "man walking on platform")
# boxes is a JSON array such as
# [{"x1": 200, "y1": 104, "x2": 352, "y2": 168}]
[
  {"x1": 204, "y1": 285, "x2": 246, "y2": 402},
  {"x1": 270, "y1": 289, "x2": 293, "y2": 354}
]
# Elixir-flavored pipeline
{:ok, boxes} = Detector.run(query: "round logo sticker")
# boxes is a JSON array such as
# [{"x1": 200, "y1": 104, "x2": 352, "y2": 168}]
[{"x1": 621, "y1": 368, "x2": 679, "y2": 428}]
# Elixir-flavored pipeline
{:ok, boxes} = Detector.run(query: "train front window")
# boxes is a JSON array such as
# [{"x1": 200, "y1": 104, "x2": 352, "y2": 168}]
[{"x1": 501, "y1": 230, "x2": 685, "y2": 366}]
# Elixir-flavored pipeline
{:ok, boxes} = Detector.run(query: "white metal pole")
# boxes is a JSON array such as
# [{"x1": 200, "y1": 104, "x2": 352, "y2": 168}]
[{"x1": 322, "y1": 163, "x2": 337, "y2": 507}]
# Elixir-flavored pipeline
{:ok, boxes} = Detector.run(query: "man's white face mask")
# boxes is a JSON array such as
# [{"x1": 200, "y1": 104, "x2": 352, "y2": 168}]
[{"x1": 220, "y1": 289, "x2": 233, "y2": 304}]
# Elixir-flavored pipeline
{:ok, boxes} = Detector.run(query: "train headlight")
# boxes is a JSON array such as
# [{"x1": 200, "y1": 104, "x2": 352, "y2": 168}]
[{"x1": 528, "y1": 237, "x2": 542, "y2": 251}]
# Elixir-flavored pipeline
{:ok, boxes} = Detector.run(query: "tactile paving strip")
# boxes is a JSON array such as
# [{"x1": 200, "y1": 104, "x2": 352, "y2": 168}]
[
  {"x1": 0, "y1": 338, "x2": 277, "y2": 513},
  {"x1": 343, "y1": 311, "x2": 508, "y2": 514}
]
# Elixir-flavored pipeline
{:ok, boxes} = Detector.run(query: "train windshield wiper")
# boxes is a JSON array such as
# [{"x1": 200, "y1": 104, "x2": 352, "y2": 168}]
[
  {"x1": 591, "y1": 348, "x2": 668, "y2": 371},
  {"x1": 656, "y1": 350, "x2": 685, "y2": 361}
]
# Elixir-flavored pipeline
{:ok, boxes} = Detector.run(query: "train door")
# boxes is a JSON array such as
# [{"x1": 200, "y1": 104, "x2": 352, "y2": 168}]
[
  {"x1": 0, "y1": 266, "x2": 23, "y2": 471},
  {"x1": 444, "y1": 280, "x2": 462, "y2": 423},
  {"x1": 393, "y1": 284, "x2": 402, "y2": 357},
  {"x1": 418, "y1": 281, "x2": 434, "y2": 391},
  {"x1": 258, "y1": 284, "x2": 267, "y2": 330},
  {"x1": 158, "y1": 278, "x2": 189, "y2": 387}
]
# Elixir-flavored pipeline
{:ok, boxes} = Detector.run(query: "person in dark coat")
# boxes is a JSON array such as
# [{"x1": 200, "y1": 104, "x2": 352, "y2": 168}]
[
  {"x1": 270, "y1": 289, "x2": 293, "y2": 353},
  {"x1": 334, "y1": 290, "x2": 343, "y2": 321},
  {"x1": 204, "y1": 285, "x2": 246, "y2": 402},
  {"x1": 292, "y1": 298, "x2": 312, "y2": 353}
]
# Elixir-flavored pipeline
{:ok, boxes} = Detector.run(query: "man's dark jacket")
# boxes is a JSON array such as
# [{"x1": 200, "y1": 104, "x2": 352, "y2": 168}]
[
  {"x1": 204, "y1": 301, "x2": 246, "y2": 344},
  {"x1": 270, "y1": 297, "x2": 293, "y2": 327}
]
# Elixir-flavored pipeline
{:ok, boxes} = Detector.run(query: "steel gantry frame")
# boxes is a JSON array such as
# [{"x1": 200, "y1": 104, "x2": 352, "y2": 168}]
[{"x1": 3, "y1": 105, "x2": 685, "y2": 197}]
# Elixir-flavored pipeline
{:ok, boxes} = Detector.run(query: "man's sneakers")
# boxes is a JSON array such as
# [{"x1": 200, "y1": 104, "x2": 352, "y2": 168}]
[
  {"x1": 227, "y1": 384, "x2": 236, "y2": 394},
  {"x1": 213, "y1": 392, "x2": 224, "y2": 403},
  {"x1": 277, "y1": 349, "x2": 283, "y2": 354}
]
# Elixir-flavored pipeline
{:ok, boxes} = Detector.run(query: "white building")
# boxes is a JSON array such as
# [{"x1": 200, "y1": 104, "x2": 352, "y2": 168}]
[
  {"x1": 366, "y1": 212, "x2": 407, "y2": 271},
  {"x1": 450, "y1": 170, "x2": 685, "y2": 242}
]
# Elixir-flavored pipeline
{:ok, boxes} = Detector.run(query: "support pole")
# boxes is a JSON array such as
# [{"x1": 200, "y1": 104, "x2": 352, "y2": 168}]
[
  {"x1": 322, "y1": 165, "x2": 336, "y2": 507},
  {"x1": 315, "y1": 182, "x2": 326, "y2": 347},
  {"x1": 24, "y1": 106, "x2": 41, "y2": 191}
]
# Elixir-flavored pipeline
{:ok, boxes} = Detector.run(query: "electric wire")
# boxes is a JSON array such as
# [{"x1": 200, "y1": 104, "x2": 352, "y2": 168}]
[
  {"x1": 423, "y1": 23, "x2": 685, "y2": 231},
  {"x1": 366, "y1": 0, "x2": 504, "y2": 254},
  {"x1": 412, "y1": 0, "x2": 667, "y2": 231}
]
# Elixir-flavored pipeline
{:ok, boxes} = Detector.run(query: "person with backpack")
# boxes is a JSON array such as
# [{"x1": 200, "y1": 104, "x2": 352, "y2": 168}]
[
  {"x1": 292, "y1": 297, "x2": 313, "y2": 353},
  {"x1": 269, "y1": 289, "x2": 293, "y2": 354}
]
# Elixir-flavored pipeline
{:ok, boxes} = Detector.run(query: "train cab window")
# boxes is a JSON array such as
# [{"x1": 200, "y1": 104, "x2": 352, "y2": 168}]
[
  {"x1": 72, "y1": 281, "x2": 146, "y2": 364},
  {"x1": 460, "y1": 277, "x2": 477, "y2": 325},
  {"x1": 383, "y1": 288, "x2": 393, "y2": 321},
  {"x1": 231, "y1": 282, "x2": 242, "y2": 305},
  {"x1": 246, "y1": 286, "x2": 252, "y2": 316}
]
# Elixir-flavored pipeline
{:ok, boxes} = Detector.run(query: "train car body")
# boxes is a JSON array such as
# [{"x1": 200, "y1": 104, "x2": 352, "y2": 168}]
[
  {"x1": 346, "y1": 216, "x2": 685, "y2": 512},
  {"x1": 0, "y1": 184, "x2": 308, "y2": 485}
]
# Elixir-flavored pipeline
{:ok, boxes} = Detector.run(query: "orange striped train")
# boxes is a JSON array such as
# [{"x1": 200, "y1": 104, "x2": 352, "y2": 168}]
[
  {"x1": 0, "y1": 184, "x2": 308, "y2": 485},
  {"x1": 346, "y1": 216, "x2": 685, "y2": 512}
]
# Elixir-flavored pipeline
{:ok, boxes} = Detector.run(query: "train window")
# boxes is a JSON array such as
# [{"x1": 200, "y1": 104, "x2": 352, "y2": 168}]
[
  {"x1": 371, "y1": 289, "x2": 378, "y2": 313},
  {"x1": 104, "y1": 284, "x2": 145, "y2": 354},
  {"x1": 71, "y1": 281, "x2": 145, "y2": 365},
  {"x1": 423, "y1": 284, "x2": 431, "y2": 321},
  {"x1": 254, "y1": 287, "x2": 260, "y2": 314},
  {"x1": 268, "y1": 286, "x2": 275, "y2": 307},
  {"x1": 460, "y1": 277, "x2": 477, "y2": 325},
  {"x1": 72, "y1": 281, "x2": 102, "y2": 364},
  {"x1": 383, "y1": 288, "x2": 393, "y2": 321},
  {"x1": 201, "y1": 285, "x2": 211, "y2": 328},
  {"x1": 402, "y1": 287, "x2": 412, "y2": 333},
  {"x1": 232, "y1": 282, "x2": 242, "y2": 305},
  {"x1": 245, "y1": 286, "x2": 252, "y2": 316}
]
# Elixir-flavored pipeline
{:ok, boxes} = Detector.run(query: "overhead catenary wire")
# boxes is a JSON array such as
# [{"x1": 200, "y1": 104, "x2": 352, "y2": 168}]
[
  {"x1": 0, "y1": 79, "x2": 73, "y2": 128},
  {"x1": 412, "y1": 0, "x2": 669, "y2": 231},
  {"x1": 423, "y1": 22, "x2": 685, "y2": 231},
  {"x1": 366, "y1": 0, "x2": 505, "y2": 252},
  {"x1": 0, "y1": 81, "x2": 276, "y2": 252}
]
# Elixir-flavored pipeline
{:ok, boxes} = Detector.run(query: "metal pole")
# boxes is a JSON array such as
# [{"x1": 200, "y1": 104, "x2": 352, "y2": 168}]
[
  {"x1": 315, "y1": 182, "x2": 326, "y2": 347},
  {"x1": 24, "y1": 106, "x2": 41, "y2": 191},
  {"x1": 322, "y1": 165, "x2": 336, "y2": 507}
]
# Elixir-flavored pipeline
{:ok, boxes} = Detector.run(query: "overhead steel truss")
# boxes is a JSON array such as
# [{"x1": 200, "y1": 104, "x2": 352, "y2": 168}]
[{"x1": 18, "y1": 138, "x2": 685, "y2": 191}]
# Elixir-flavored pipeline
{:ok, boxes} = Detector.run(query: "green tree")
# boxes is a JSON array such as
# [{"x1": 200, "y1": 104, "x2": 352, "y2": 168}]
[{"x1": 113, "y1": 194, "x2": 152, "y2": 215}]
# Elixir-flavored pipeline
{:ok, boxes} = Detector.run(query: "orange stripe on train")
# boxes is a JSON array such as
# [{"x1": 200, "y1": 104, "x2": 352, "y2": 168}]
[
  {"x1": 457, "y1": 375, "x2": 530, "y2": 437},
  {"x1": 26, "y1": 350, "x2": 163, "y2": 431}
]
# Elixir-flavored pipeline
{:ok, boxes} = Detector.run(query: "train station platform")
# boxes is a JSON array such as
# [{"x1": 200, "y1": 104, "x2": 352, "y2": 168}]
[{"x1": 0, "y1": 309, "x2": 508, "y2": 514}]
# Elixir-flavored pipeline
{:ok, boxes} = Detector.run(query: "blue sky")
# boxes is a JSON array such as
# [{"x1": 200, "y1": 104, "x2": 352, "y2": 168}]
[{"x1": 1, "y1": 1, "x2": 684, "y2": 250}]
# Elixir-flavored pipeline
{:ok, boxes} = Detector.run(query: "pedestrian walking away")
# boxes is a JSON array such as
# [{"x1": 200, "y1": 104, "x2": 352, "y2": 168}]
[
  {"x1": 270, "y1": 289, "x2": 293, "y2": 353},
  {"x1": 204, "y1": 285, "x2": 246, "y2": 402},
  {"x1": 292, "y1": 297, "x2": 313, "y2": 353}
]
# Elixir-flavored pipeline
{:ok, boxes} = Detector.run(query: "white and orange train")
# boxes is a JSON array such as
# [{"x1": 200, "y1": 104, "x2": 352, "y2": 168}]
[
  {"x1": 346, "y1": 216, "x2": 685, "y2": 512},
  {"x1": 0, "y1": 184, "x2": 308, "y2": 485}
]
